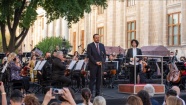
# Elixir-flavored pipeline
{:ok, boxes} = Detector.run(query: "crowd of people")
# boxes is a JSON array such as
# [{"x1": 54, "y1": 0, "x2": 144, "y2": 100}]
[{"x1": 0, "y1": 81, "x2": 106, "y2": 105}]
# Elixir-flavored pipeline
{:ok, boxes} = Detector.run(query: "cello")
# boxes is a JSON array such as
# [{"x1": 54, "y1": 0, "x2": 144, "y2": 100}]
[{"x1": 167, "y1": 50, "x2": 181, "y2": 83}]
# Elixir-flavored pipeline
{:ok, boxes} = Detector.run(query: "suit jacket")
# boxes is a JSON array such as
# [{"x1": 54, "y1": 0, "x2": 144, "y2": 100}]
[
  {"x1": 126, "y1": 48, "x2": 142, "y2": 63},
  {"x1": 87, "y1": 42, "x2": 106, "y2": 69},
  {"x1": 52, "y1": 57, "x2": 66, "y2": 78}
]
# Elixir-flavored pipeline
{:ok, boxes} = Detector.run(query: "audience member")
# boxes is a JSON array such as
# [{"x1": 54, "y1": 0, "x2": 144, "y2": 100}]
[
  {"x1": 93, "y1": 96, "x2": 106, "y2": 105},
  {"x1": 77, "y1": 88, "x2": 92, "y2": 105},
  {"x1": 144, "y1": 84, "x2": 159, "y2": 105},
  {"x1": 42, "y1": 88, "x2": 76, "y2": 105},
  {"x1": 10, "y1": 89, "x2": 24, "y2": 105},
  {"x1": 166, "y1": 96, "x2": 183, "y2": 105},
  {"x1": 172, "y1": 86, "x2": 185, "y2": 105},
  {"x1": 137, "y1": 90, "x2": 152, "y2": 105},
  {"x1": 163, "y1": 89, "x2": 177, "y2": 105},
  {"x1": 24, "y1": 94, "x2": 40, "y2": 105},
  {"x1": 126, "y1": 95, "x2": 143, "y2": 105},
  {"x1": 0, "y1": 82, "x2": 7, "y2": 105}
]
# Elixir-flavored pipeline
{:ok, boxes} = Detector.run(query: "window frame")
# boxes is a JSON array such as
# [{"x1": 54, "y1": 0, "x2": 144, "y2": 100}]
[
  {"x1": 168, "y1": 12, "x2": 181, "y2": 46},
  {"x1": 127, "y1": 20, "x2": 136, "y2": 48},
  {"x1": 97, "y1": 27, "x2": 104, "y2": 43},
  {"x1": 127, "y1": 0, "x2": 136, "y2": 7}
]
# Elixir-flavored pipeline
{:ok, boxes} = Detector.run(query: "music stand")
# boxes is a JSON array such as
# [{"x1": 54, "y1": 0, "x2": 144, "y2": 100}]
[
  {"x1": 68, "y1": 60, "x2": 77, "y2": 70},
  {"x1": 74, "y1": 60, "x2": 84, "y2": 70},
  {"x1": 32, "y1": 60, "x2": 47, "y2": 93}
]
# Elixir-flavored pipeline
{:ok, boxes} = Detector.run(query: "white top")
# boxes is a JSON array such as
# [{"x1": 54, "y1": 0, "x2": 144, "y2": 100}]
[{"x1": 133, "y1": 48, "x2": 137, "y2": 58}]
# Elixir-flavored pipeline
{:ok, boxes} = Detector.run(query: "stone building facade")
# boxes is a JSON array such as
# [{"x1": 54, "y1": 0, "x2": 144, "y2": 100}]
[
  {"x1": 24, "y1": 0, "x2": 186, "y2": 58},
  {"x1": 69, "y1": 0, "x2": 186, "y2": 57}
]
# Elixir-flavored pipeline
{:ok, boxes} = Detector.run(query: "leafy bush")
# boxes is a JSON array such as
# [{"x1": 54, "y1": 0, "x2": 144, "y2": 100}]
[{"x1": 35, "y1": 36, "x2": 71, "y2": 55}]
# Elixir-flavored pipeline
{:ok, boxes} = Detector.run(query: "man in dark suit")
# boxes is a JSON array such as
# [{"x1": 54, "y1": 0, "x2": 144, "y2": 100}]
[
  {"x1": 51, "y1": 51, "x2": 71, "y2": 87},
  {"x1": 126, "y1": 39, "x2": 142, "y2": 84},
  {"x1": 87, "y1": 34, "x2": 106, "y2": 96}
]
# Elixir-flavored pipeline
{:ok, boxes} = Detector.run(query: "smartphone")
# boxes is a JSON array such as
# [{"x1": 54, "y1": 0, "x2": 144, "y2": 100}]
[{"x1": 52, "y1": 88, "x2": 63, "y2": 94}]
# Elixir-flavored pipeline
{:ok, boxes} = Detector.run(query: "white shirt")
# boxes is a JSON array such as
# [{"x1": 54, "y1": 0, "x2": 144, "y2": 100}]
[
  {"x1": 133, "y1": 48, "x2": 137, "y2": 58},
  {"x1": 77, "y1": 102, "x2": 93, "y2": 105}
]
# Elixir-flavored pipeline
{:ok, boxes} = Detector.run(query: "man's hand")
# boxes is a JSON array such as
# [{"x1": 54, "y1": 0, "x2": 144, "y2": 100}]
[
  {"x1": 130, "y1": 58, "x2": 134, "y2": 61},
  {"x1": 96, "y1": 62, "x2": 101, "y2": 66}
]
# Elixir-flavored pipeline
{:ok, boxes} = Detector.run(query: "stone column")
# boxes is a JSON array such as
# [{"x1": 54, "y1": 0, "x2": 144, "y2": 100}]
[
  {"x1": 181, "y1": 1, "x2": 186, "y2": 45},
  {"x1": 62, "y1": 18, "x2": 69, "y2": 40},
  {"x1": 43, "y1": 16, "x2": 48, "y2": 37}
]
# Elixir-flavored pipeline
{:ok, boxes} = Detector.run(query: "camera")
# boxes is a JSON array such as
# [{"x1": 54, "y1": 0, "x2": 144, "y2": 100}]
[{"x1": 52, "y1": 88, "x2": 63, "y2": 94}]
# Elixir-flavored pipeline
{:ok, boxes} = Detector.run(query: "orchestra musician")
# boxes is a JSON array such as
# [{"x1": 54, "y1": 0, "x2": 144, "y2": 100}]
[
  {"x1": 103, "y1": 54, "x2": 116, "y2": 88},
  {"x1": 54, "y1": 45, "x2": 60, "y2": 52},
  {"x1": 126, "y1": 39, "x2": 142, "y2": 84},
  {"x1": 73, "y1": 57, "x2": 89, "y2": 88},
  {"x1": 7, "y1": 52, "x2": 30, "y2": 91},
  {"x1": 87, "y1": 34, "x2": 106, "y2": 96},
  {"x1": 51, "y1": 51, "x2": 71, "y2": 87},
  {"x1": 27, "y1": 55, "x2": 37, "y2": 82},
  {"x1": 73, "y1": 51, "x2": 79, "y2": 61}
]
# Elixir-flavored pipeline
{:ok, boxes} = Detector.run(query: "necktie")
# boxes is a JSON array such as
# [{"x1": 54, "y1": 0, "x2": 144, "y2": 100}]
[{"x1": 96, "y1": 43, "x2": 100, "y2": 54}]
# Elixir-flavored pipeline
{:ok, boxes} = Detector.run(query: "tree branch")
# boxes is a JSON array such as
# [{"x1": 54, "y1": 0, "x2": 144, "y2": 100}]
[
  {"x1": 12, "y1": 0, "x2": 26, "y2": 34},
  {"x1": 0, "y1": 22, "x2": 8, "y2": 51},
  {"x1": 16, "y1": 28, "x2": 26, "y2": 41},
  {"x1": 7, "y1": 15, "x2": 13, "y2": 35},
  {"x1": 15, "y1": 28, "x2": 29, "y2": 49}
]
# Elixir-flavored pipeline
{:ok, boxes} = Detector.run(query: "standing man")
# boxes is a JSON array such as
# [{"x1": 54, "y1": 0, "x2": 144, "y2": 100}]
[
  {"x1": 126, "y1": 39, "x2": 142, "y2": 83},
  {"x1": 87, "y1": 34, "x2": 106, "y2": 96}
]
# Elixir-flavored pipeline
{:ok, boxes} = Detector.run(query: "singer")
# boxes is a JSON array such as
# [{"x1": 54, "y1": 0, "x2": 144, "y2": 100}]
[{"x1": 87, "y1": 34, "x2": 106, "y2": 96}]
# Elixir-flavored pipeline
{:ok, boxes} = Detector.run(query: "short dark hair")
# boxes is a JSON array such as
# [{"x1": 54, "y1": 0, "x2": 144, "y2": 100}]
[
  {"x1": 93, "y1": 34, "x2": 99, "y2": 38},
  {"x1": 131, "y1": 39, "x2": 139, "y2": 47},
  {"x1": 166, "y1": 89, "x2": 177, "y2": 97},
  {"x1": 10, "y1": 89, "x2": 24, "y2": 103}
]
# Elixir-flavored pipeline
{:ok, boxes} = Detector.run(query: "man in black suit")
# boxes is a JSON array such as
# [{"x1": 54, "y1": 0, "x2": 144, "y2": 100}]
[
  {"x1": 87, "y1": 34, "x2": 106, "y2": 96},
  {"x1": 51, "y1": 51, "x2": 71, "y2": 87},
  {"x1": 126, "y1": 39, "x2": 142, "y2": 83}
]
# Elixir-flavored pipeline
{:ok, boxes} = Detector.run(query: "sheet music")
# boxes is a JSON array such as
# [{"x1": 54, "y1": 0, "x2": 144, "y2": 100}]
[
  {"x1": 74, "y1": 60, "x2": 84, "y2": 70},
  {"x1": 129, "y1": 61, "x2": 139, "y2": 65},
  {"x1": 38, "y1": 60, "x2": 47, "y2": 70},
  {"x1": 34, "y1": 61, "x2": 41, "y2": 70},
  {"x1": 1, "y1": 63, "x2": 7, "y2": 73},
  {"x1": 68, "y1": 60, "x2": 77, "y2": 70}
]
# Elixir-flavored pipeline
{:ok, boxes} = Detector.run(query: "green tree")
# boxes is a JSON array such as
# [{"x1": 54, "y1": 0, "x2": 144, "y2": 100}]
[
  {"x1": 0, "y1": 0, "x2": 107, "y2": 52},
  {"x1": 35, "y1": 36, "x2": 71, "y2": 55}
]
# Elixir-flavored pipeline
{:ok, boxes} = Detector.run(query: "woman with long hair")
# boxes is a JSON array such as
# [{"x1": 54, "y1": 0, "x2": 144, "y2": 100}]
[
  {"x1": 166, "y1": 96, "x2": 183, "y2": 105},
  {"x1": 73, "y1": 51, "x2": 79, "y2": 61},
  {"x1": 137, "y1": 90, "x2": 152, "y2": 105},
  {"x1": 78, "y1": 88, "x2": 92, "y2": 105},
  {"x1": 126, "y1": 95, "x2": 143, "y2": 105},
  {"x1": 7, "y1": 52, "x2": 30, "y2": 91}
]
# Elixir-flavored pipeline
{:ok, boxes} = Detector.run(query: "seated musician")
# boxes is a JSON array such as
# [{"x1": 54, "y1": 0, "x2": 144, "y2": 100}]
[
  {"x1": 73, "y1": 51, "x2": 79, "y2": 61},
  {"x1": 7, "y1": 52, "x2": 30, "y2": 91},
  {"x1": 103, "y1": 54, "x2": 116, "y2": 88},
  {"x1": 52, "y1": 51, "x2": 71, "y2": 87},
  {"x1": 73, "y1": 57, "x2": 88, "y2": 88}
]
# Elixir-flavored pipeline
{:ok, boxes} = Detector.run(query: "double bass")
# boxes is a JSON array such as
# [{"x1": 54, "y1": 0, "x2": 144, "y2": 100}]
[{"x1": 167, "y1": 51, "x2": 181, "y2": 83}]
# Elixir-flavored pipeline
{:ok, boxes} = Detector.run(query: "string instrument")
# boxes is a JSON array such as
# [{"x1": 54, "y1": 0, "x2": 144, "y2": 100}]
[
  {"x1": 167, "y1": 50, "x2": 181, "y2": 83},
  {"x1": 167, "y1": 63, "x2": 181, "y2": 83},
  {"x1": 110, "y1": 69, "x2": 116, "y2": 75},
  {"x1": 20, "y1": 66, "x2": 30, "y2": 76}
]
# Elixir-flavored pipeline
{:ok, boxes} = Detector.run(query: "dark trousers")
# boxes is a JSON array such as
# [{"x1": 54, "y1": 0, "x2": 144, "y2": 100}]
[
  {"x1": 21, "y1": 76, "x2": 30, "y2": 91},
  {"x1": 89, "y1": 66, "x2": 101, "y2": 95},
  {"x1": 129, "y1": 65, "x2": 139, "y2": 84},
  {"x1": 73, "y1": 74, "x2": 85, "y2": 88}
]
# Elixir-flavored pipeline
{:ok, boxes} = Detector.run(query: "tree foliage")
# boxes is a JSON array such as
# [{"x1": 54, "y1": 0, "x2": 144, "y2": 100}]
[
  {"x1": 0, "y1": 0, "x2": 107, "y2": 52},
  {"x1": 35, "y1": 36, "x2": 71, "y2": 55}
]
